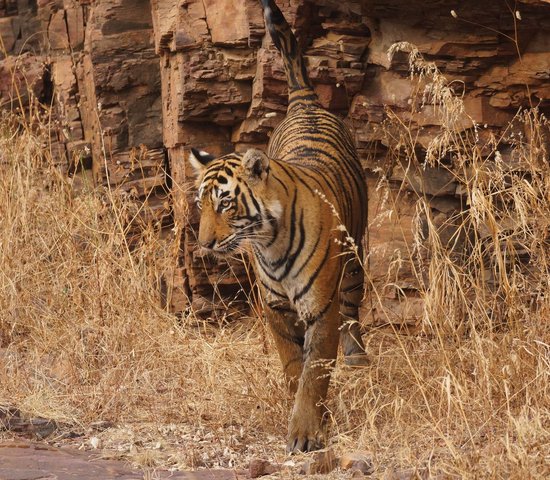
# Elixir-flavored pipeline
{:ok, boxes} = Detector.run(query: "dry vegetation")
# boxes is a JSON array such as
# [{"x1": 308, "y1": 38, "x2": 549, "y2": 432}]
[{"x1": 1, "y1": 51, "x2": 549, "y2": 479}]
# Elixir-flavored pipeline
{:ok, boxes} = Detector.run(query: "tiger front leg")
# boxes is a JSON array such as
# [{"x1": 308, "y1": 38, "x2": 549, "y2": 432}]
[
  {"x1": 286, "y1": 299, "x2": 340, "y2": 453},
  {"x1": 265, "y1": 303, "x2": 305, "y2": 394}
]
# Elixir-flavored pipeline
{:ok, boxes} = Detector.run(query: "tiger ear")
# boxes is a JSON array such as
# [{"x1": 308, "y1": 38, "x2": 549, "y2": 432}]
[
  {"x1": 242, "y1": 149, "x2": 270, "y2": 182},
  {"x1": 189, "y1": 148, "x2": 216, "y2": 176}
]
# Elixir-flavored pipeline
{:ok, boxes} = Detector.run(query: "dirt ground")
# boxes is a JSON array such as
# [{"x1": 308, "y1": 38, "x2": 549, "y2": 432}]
[{"x1": 0, "y1": 416, "x2": 417, "y2": 480}]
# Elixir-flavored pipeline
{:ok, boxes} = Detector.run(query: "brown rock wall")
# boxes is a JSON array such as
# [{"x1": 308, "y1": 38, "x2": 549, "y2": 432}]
[
  {"x1": 1, "y1": 0, "x2": 549, "y2": 324},
  {"x1": 152, "y1": 0, "x2": 265, "y2": 315}
]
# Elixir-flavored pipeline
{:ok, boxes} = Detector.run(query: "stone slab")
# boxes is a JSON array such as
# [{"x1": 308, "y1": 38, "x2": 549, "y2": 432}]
[{"x1": 0, "y1": 442, "x2": 241, "y2": 480}]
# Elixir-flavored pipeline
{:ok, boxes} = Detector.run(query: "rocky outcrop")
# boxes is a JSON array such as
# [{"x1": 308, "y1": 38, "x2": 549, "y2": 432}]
[{"x1": 1, "y1": 0, "x2": 549, "y2": 325}]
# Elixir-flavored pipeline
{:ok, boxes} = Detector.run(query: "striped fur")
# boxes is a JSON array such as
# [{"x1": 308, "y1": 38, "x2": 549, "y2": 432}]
[{"x1": 189, "y1": 0, "x2": 368, "y2": 453}]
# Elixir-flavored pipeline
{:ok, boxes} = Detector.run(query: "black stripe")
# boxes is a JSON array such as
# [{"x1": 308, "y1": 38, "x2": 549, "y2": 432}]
[
  {"x1": 277, "y1": 209, "x2": 306, "y2": 280},
  {"x1": 265, "y1": 215, "x2": 279, "y2": 248},
  {"x1": 293, "y1": 245, "x2": 332, "y2": 303},
  {"x1": 233, "y1": 214, "x2": 259, "y2": 225},
  {"x1": 249, "y1": 190, "x2": 262, "y2": 214},
  {"x1": 276, "y1": 161, "x2": 315, "y2": 196},
  {"x1": 297, "y1": 165, "x2": 344, "y2": 212},
  {"x1": 260, "y1": 279, "x2": 287, "y2": 299},
  {"x1": 240, "y1": 192, "x2": 251, "y2": 217},
  {"x1": 292, "y1": 226, "x2": 321, "y2": 278},
  {"x1": 272, "y1": 111, "x2": 364, "y2": 184},
  {"x1": 270, "y1": 190, "x2": 297, "y2": 269},
  {"x1": 267, "y1": 301, "x2": 296, "y2": 314},
  {"x1": 304, "y1": 283, "x2": 339, "y2": 327},
  {"x1": 289, "y1": 93, "x2": 319, "y2": 103},
  {"x1": 287, "y1": 145, "x2": 356, "y2": 218},
  {"x1": 271, "y1": 172, "x2": 289, "y2": 194},
  {"x1": 257, "y1": 190, "x2": 298, "y2": 280},
  {"x1": 290, "y1": 143, "x2": 359, "y2": 197}
]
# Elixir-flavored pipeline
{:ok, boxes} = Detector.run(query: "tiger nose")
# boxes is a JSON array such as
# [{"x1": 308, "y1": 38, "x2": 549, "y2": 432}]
[{"x1": 200, "y1": 238, "x2": 216, "y2": 249}]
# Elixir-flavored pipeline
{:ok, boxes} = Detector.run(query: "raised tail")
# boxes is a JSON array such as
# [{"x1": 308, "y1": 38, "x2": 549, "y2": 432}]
[{"x1": 260, "y1": 0, "x2": 319, "y2": 108}]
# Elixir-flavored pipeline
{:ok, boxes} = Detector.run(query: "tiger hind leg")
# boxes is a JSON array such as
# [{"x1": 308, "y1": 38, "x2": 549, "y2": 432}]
[{"x1": 340, "y1": 258, "x2": 369, "y2": 366}]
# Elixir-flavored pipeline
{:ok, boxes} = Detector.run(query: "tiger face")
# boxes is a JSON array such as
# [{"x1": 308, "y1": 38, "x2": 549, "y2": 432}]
[{"x1": 189, "y1": 148, "x2": 281, "y2": 257}]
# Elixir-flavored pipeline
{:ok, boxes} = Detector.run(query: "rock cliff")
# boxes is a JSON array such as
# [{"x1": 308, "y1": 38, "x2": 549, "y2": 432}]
[{"x1": 1, "y1": 0, "x2": 548, "y2": 326}]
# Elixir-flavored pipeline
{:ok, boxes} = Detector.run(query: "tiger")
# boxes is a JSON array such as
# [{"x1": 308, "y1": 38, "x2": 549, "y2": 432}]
[{"x1": 188, "y1": 0, "x2": 369, "y2": 453}]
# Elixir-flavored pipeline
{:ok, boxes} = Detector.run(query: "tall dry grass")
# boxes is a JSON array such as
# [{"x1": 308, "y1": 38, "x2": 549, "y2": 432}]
[
  {"x1": 0, "y1": 46, "x2": 549, "y2": 478},
  {"x1": 338, "y1": 43, "x2": 549, "y2": 478},
  {"x1": 0, "y1": 110, "x2": 288, "y2": 468}
]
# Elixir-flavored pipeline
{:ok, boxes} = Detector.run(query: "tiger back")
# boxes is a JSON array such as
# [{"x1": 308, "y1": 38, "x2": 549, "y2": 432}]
[{"x1": 188, "y1": 0, "x2": 369, "y2": 453}]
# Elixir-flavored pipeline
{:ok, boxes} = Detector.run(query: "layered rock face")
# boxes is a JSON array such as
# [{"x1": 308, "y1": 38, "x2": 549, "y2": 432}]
[{"x1": 1, "y1": 0, "x2": 549, "y2": 325}]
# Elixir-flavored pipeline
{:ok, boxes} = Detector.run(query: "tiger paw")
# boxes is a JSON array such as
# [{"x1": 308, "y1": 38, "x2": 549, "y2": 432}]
[
  {"x1": 286, "y1": 431, "x2": 323, "y2": 453},
  {"x1": 286, "y1": 412, "x2": 324, "y2": 453}
]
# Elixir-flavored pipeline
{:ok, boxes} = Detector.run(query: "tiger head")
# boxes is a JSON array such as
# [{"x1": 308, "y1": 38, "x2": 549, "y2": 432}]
[{"x1": 188, "y1": 148, "x2": 282, "y2": 257}]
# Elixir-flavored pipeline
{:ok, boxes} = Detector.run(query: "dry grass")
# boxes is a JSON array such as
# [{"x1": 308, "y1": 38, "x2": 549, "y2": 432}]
[
  {"x1": 0, "y1": 110, "x2": 289, "y2": 470},
  {"x1": 0, "y1": 50, "x2": 549, "y2": 479}
]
